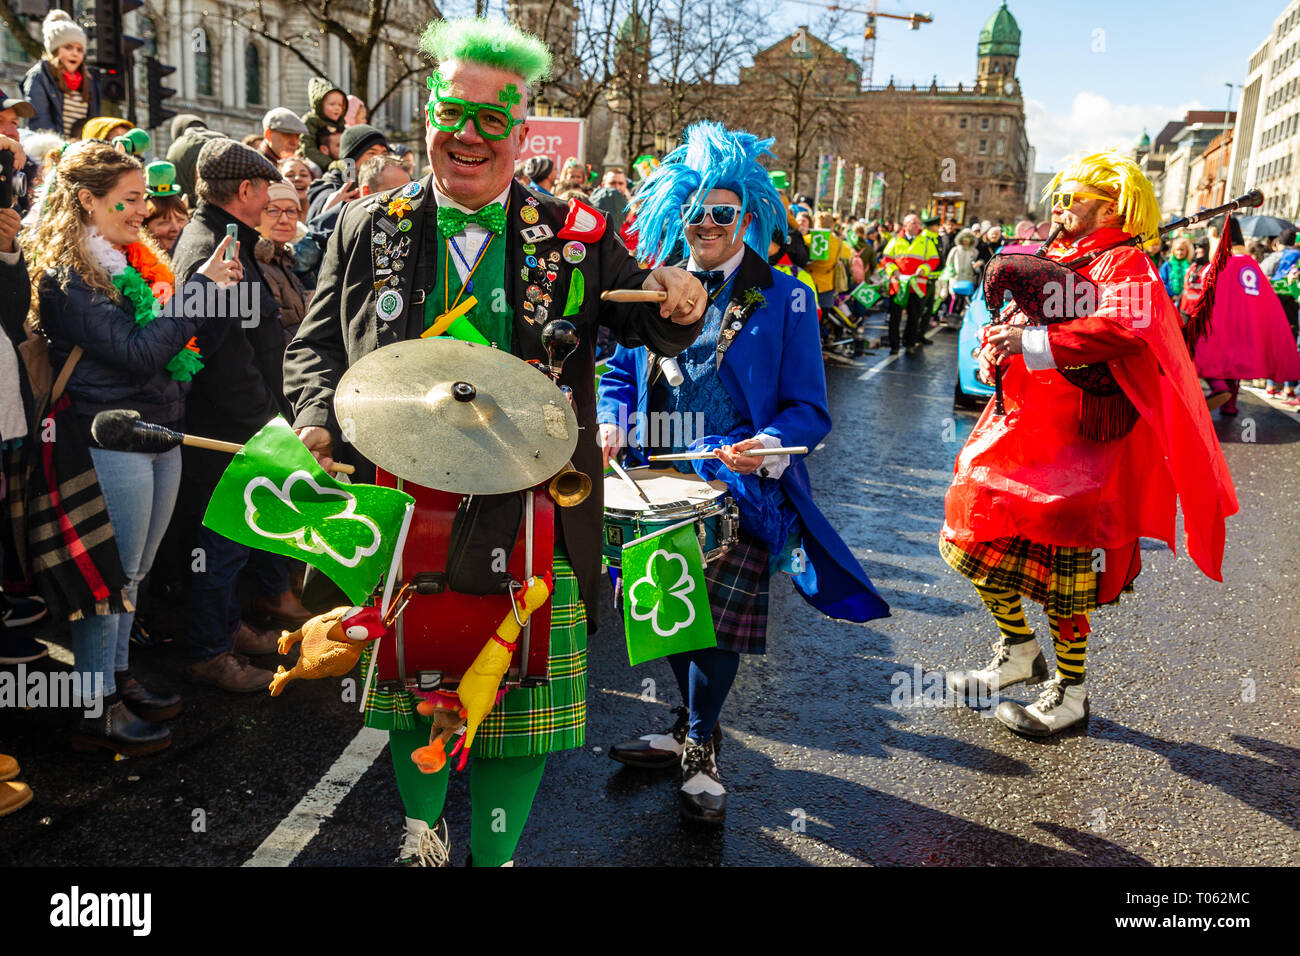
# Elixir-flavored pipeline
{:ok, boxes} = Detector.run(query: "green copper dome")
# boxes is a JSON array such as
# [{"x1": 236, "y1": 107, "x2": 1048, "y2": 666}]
[
  {"x1": 978, "y1": 2, "x2": 1021, "y2": 58},
  {"x1": 1137, "y1": 128, "x2": 1151, "y2": 149}
]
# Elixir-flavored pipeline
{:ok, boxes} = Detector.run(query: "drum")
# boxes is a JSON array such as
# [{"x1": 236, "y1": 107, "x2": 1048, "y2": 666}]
[
  {"x1": 602, "y1": 468, "x2": 739, "y2": 568},
  {"x1": 372, "y1": 468, "x2": 553, "y2": 691}
]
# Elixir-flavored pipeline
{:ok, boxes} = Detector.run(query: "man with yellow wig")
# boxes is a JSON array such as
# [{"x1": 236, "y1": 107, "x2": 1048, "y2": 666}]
[{"x1": 940, "y1": 151, "x2": 1238, "y2": 737}]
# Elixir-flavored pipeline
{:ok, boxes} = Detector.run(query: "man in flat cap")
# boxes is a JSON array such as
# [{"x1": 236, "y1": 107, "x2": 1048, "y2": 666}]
[
  {"x1": 256, "y1": 107, "x2": 309, "y2": 165},
  {"x1": 166, "y1": 138, "x2": 312, "y2": 692}
]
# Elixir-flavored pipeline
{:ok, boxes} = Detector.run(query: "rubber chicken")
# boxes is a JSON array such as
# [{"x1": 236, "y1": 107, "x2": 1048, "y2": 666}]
[
  {"x1": 447, "y1": 574, "x2": 552, "y2": 770},
  {"x1": 268, "y1": 606, "x2": 386, "y2": 696}
]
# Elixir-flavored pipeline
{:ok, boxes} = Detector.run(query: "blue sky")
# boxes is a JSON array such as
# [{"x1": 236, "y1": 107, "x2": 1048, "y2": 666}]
[{"x1": 771, "y1": 0, "x2": 1283, "y2": 170}]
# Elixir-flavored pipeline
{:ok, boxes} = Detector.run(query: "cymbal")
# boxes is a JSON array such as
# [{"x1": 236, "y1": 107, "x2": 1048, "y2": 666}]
[{"x1": 334, "y1": 338, "x2": 578, "y2": 494}]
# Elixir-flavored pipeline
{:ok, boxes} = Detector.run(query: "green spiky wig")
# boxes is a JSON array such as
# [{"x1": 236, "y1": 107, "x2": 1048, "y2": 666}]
[{"x1": 419, "y1": 17, "x2": 553, "y2": 86}]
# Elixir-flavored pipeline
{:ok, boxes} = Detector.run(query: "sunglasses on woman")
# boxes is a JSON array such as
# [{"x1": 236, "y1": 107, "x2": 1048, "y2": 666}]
[
  {"x1": 681, "y1": 203, "x2": 743, "y2": 227},
  {"x1": 1051, "y1": 191, "x2": 1114, "y2": 209},
  {"x1": 427, "y1": 95, "x2": 521, "y2": 141}
]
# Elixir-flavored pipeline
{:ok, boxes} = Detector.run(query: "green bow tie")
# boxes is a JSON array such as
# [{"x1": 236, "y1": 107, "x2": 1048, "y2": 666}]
[{"x1": 437, "y1": 203, "x2": 506, "y2": 236}]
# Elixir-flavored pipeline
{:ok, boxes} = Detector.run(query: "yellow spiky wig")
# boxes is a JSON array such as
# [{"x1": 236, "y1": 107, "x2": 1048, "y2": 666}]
[{"x1": 1044, "y1": 149, "x2": 1161, "y2": 245}]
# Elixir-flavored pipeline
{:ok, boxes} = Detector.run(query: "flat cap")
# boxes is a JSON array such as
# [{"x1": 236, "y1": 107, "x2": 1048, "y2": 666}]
[
  {"x1": 196, "y1": 137, "x2": 283, "y2": 184},
  {"x1": 262, "y1": 107, "x2": 308, "y2": 135}
]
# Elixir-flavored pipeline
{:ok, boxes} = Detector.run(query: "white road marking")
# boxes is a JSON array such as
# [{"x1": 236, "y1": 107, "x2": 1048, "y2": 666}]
[
  {"x1": 243, "y1": 726, "x2": 388, "y2": 867},
  {"x1": 858, "y1": 351, "x2": 902, "y2": 382}
]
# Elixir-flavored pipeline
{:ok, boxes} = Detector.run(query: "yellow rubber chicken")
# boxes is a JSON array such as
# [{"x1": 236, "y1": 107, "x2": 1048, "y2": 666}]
[{"x1": 453, "y1": 574, "x2": 552, "y2": 767}]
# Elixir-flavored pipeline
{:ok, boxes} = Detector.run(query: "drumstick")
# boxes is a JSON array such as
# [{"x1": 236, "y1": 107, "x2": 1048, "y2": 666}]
[
  {"x1": 600, "y1": 289, "x2": 669, "y2": 303},
  {"x1": 609, "y1": 457, "x2": 652, "y2": 504},
  {"x1": 648, "y1": 446, "x2": 809, "y2": 461}
]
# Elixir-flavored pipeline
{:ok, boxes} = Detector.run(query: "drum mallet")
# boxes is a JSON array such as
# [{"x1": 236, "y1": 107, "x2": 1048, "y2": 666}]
[{"x1": 90, "y1": 409, "x2": 355, "y2": 475}]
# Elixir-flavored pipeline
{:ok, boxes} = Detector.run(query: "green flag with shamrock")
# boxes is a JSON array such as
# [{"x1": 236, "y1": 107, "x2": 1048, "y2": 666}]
[
  {"x1": 202, "y1": 418, "x2": 414, "y2": 605},
  {"x1": 809, "y1": 229, "x2": 831, "y2": 261},
  {"x1": 622, "y1": 520, "x2": 717, "y2": 666},
  {"x1": 851, "y1": 282, "x2": 881, "y2": 310}
]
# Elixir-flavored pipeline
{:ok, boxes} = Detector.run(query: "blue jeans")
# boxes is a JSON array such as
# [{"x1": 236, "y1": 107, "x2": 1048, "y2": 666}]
[
  {"x1": 188, "y1": 526, "x2": 289, "y2": 662},
  {"x1": 70, "y1": 446, "x2": 182, "y2": 697}
]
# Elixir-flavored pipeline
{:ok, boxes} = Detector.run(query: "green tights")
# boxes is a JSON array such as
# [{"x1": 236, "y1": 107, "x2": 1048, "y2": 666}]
[{"x1": 388, "y1": 726, "x2": 547, "y2": 867}]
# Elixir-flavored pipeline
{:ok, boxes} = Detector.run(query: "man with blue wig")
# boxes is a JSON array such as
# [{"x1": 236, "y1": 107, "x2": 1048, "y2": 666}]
[{"x1": 597, "y1": 121, "x2": 890, "y2": 824}]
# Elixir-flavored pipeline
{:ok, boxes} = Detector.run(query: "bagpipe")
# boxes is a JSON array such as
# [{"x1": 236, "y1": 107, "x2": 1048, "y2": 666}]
[{"x1": 985, "y1": 189, "x2": 1264, "y2": 441}]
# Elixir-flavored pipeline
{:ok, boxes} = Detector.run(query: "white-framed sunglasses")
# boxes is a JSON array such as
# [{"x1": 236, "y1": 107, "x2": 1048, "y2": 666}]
[{"x1": 682, "y1": 203, "x2": 742, "y2": 227}]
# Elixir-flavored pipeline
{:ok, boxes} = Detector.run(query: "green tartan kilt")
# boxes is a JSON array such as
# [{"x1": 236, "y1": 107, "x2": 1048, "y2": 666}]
[{"x1": 358, "y1": 552, "x2": 587, "y2": 758}]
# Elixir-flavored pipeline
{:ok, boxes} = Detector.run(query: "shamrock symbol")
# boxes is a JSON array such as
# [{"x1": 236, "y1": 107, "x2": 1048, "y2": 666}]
[
  {"x1": 242, "y1": 471, "x2": 381, "y2": 568},
  {"x1": 499, "y1": 83, "x2": 521, "y2": 109},
  {"x1": 628, "y1": 550, "x2": 697, "y2": 637},
  {"x1": 428, "y1": 71, "x2": 449, "y2": 94}
]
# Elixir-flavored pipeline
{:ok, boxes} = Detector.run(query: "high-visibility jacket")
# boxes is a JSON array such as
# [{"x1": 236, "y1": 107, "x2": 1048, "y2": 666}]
[{"x1": 882, "y1": 231, "x2": 941, "y2": 296}]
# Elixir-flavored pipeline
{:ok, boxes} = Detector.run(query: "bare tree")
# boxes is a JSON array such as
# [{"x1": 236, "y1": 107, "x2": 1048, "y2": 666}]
[
  {"x1": 847, "y1": 94, "x2": 961, "y2": 222},
  {"x1": 201, "y1": 0, "x2": 440, "y2": 117}
]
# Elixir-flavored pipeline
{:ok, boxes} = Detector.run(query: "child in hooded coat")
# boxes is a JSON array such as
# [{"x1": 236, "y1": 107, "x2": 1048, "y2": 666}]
[{"x1": 299, "y1": 77, "x2": 347, "y2": 173}]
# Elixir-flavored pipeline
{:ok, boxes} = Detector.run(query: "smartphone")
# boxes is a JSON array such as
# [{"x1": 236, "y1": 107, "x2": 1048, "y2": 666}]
[
  {"x1": 341, "y1": 157, "x2": 356, "y2": 183},
  {"x1": 224, "y1": 223, "x2": 238, "y2": 261}
]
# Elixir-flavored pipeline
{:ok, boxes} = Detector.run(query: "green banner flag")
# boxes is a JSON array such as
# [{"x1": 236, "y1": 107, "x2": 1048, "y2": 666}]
[
  {"x1": 622, "y1": 520, "x2": 717, "y2": 666},
  {"x1": 809, "y1": 229, "x2": 832, "y2": 260},
  {"x1": 202, "y1": 418, "x2": 414, "y2": 605},
  {"x1": 851, "y1": 282, "x2": 881, "y2": 309}
]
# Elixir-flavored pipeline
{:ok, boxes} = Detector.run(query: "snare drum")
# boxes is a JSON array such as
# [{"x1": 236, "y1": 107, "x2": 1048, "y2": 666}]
[{"x1": 603, "y1": 468, "x2": 739, "y2": 568}]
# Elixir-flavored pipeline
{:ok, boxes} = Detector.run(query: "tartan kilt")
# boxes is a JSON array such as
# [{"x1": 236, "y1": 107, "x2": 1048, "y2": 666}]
[
  {"x1": 939, "y1": 534, "x2": 1130, "y2": 619},
  {"x1": 704, "y1": 531, "x2": 770, "y2": 655},
  {"x1": 359, "y1": 550, "x2": 587, "y2": 758}
]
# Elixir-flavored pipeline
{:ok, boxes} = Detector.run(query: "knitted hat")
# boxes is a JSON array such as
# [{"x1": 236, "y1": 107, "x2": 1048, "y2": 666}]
[
  {"x1": 339, "y1": 124, "x2": 388, "y2": 162},
  {"x1": 345, "y1": 95, "x2": 366, "y2": 126},
  {"x1": 265, "y1": 181, "x2": 300, "y2": 206},
  {"x1": 43, "y1": 11, "x2": 86, "y2": 57},
  {"x1": 523, "y1": 156, "x2": 553, "y2": 183}
]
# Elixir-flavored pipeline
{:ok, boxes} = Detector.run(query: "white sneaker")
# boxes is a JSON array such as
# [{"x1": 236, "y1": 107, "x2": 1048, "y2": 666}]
[
  {"x1": 395, "y1": 816, "x2": 451, "y2": 867},
  {"x1": 995, "y1": 677, "x2": 1089, "y2": 737},
  {"x1": 947, "y1": 637, "x2": 1049, "y2": 701}
]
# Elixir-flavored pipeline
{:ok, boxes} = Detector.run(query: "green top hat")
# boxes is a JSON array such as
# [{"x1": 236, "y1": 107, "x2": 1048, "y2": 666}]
[
  {"x1": 770, "y1": 170, "x2": 789, "y2": 191},
  {"x1": 145, "y1": 161, "x2": 183, "y2": 198}
]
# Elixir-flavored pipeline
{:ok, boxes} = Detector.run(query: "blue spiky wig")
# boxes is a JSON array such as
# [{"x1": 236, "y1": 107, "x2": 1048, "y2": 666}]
[{"x1": 630, "y1": 121, "x2": 786, "y2": 266}]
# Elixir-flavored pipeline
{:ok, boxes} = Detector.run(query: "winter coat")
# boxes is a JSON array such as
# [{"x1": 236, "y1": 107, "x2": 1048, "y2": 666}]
[
  {"x1": 36, "y1": 264, "x2": 209, "y2": 435},
  {"x1": 254, "y1": 236, "x2": 308, "y2": 342},
  {"x1": 169, "y1": 201, "x2": 290, "y2": 488},
  {"x1": 946, "y1": 231, "x2": 978, "y2": 283},
  {"x1": 299, "y1": 77, "x2": 346, "y2": 173},
  {"x1": 21, "y1": 59, "x2": 100, "y2": 137}
]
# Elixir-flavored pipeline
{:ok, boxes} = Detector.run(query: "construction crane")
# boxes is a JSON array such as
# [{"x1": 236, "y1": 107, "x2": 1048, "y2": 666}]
[{"x1": 787, "y1": 1, "x2": 933, "y2": 90}]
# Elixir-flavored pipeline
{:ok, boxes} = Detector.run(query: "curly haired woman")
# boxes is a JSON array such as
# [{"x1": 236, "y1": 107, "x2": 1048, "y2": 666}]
[{"x1": 27, "y1": 142, "x2": 240, "y2": 755}]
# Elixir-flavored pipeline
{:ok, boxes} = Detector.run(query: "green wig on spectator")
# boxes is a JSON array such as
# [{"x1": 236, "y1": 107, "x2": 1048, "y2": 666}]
[{"x1": 419, "y1": 17, "x2": 553, "y2": 87}]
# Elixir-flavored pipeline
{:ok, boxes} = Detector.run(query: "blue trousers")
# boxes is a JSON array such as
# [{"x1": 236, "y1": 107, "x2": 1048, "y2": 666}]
[
  {"x1": 667, "y1": 647, "x2": 740, "y2": 745},
  {"x1": 70, "y1": 446, "x2": 182, "y2": 697},
  {"x1": 188, "y1": 526, "x2": 289, "y2": 662}
]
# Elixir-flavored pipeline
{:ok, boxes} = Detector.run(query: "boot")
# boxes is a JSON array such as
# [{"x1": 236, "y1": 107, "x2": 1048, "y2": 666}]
[
  {"x1": 186, "y1": 651, "x2": 275, "y2": 693},
  {"x1": 995, "y1": 677, "x2": 1089, "y2": 737},
  {"x1": 232, "y1": 621, "x2": 279, "y2": 655},
  {"x1": 396, "y1": 817, "x2": 451, "y2": 867},
  {"x1": 70, "y1": 699, "x2": 171, "y2": 757},
  {"x1": 946, "y1": 637, "x2": 1048, "y2": 702},
  {"x1": 608, "y1": 707, "x2": 723, "y2": 770},
  {"x1": 679, "y1": 738, "x2": 725, "y2": 824},
  {"x1": 251, "y1": 590, "x2": 313, "y2": 627},
  {"x1": 0, "y1": 780, "x2": 32, "y2": 817},
  {"x1": 0, "y1": 753, "x2": 19, "y2": 782},
  {"x1": 116, "y1": 671, "x2": 182, "y2": 721}
]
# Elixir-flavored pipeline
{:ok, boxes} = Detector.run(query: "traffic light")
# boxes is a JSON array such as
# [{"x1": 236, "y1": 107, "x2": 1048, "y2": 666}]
[
  {"x1": 93, "y1": 0, "x2": 144, "y2": 102},
  {"x1": 865, "y1": 14, "x2": 876, "y2": 40},
  {"x1": 145, "y1": 55, "x2": 177, "y2": 130}
]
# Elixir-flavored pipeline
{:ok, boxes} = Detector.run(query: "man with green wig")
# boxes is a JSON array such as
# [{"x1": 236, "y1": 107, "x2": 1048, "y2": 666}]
[{"x1": 283, "y1": 16, "x2": 705, "y2": 866}]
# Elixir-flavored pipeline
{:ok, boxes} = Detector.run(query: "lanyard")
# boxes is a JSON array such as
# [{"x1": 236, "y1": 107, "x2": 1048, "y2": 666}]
[{"x1": 444, "y1": 232, "x2": 493, "y2": 315}]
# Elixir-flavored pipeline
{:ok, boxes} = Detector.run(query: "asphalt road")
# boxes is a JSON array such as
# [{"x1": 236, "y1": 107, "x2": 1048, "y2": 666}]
[{"x1": 3, "y1": 316, "x2": 1297, "y2": 867}]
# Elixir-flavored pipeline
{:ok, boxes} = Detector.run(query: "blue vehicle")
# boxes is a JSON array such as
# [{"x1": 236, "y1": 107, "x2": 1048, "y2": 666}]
[{"x1": 953, "y1": 240, "x2": 1042, "y2": 410}]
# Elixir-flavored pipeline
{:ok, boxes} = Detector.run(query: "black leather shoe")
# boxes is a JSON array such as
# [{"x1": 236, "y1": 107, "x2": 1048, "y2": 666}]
[
  {"x1": 115, "y1": 672, "x2": 182, "y2": 721},
  {"x1": 679, "y1": 738, "x2": 725, "y2": 824},
  {"x1": 609, "y1": 707, "x2": 722, "y2": 770},
  {"x1": 71, "y1": 700, "x2": 171, "y2": 757},
  {"x1": 919, "y1": 336, "x2": 935, "y2": 346}
]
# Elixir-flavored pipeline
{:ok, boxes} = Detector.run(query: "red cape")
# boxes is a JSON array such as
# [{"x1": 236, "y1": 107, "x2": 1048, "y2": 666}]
[
  {"x1": 943, "y1": 228, "x2": 1239, "y2": 580},
  {"x1": 1194, "y1": 255, "x2": 1300, "y2": 381}
]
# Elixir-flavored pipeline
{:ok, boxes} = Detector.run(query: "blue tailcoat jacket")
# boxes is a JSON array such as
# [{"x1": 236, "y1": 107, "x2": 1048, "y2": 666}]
[{"x1": 597, "y1": 247, "x2": 890, "y2": 623}]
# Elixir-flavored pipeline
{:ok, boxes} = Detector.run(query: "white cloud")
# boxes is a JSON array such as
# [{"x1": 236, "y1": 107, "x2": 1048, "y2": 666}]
[{"x1": 1026, "y1": 92, "x2": 1209, "y2": 171}]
